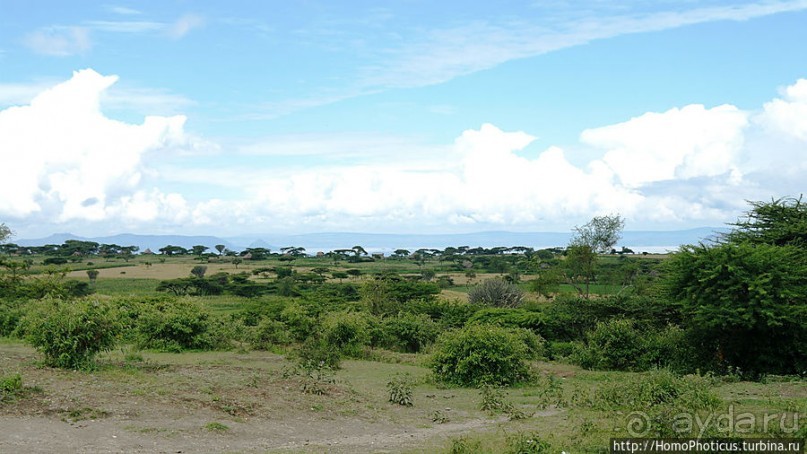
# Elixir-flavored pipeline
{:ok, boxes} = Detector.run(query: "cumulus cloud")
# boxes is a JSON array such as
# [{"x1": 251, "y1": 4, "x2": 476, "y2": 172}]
[
  {"x1": 0, "y1": 69, "x2": 190, "y2": 224},
  {"x1": 757, "y1": 78, "x2": 807, "y2": 141},
  {"x1": 4, "y1": 70, "x2": 807, "y2": 236},
  {"x1": 581, "y1": 104, "x2": 748, "y2": 188},
  {"x1": 23, "y1": 27, "x2": 91, "y2": 56}
]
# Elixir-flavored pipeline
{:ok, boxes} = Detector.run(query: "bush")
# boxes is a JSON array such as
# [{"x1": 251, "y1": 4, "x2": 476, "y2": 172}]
[
  {"x1": 280, "y1": 302, "x2": 317, "y2": 341},
  {"x1": 592, "y1": 369, "x2": 720, "y2": 411},
  {"x1": 466, "y1": 307, "x2": 544, "y2": 331},
  {"x1": 250, "y1": 319, "x2": 292, "y2": 350},
  {"x1": 431, "y1": 324, "x2": 534, "y2": 387},
  {"x1": 295, "y1": 335, "x2": 342, "y2": 369},
  {"x1": 0, "y1": 299, "x2": 25, "y2": 337},
  {"x1": 134, "y1": 298, "x2": 226, "y2": 352},
  {"x1": 468, "y1": 279, "x2": 524, "y2": 308},
  {"x1": 574, "y1": 319, "x2": 648, "y2": 371},
  {"x1": 408, "y1": 299, "x2": 480, "y2": 329},
  {"x1": 320, "y1": 311, "x2": 374, "y2": 358},
  {"x1": 20, "y1": 298, "x2": 120, "y2": 370},
  {"x1": 539, "y1": 295, "x2": 679, "y2": 342},
  {"x1": 381, "y1": 312, "x2": 439, "y2": 353}
]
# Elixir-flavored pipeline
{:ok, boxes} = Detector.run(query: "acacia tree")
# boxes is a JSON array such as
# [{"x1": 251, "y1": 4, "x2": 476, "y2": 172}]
[
  {"x1": 664, "y1": 198, "x2": 807, "y2": 377},
  {"x1": 563, "y1": 214, "x2": 625, "y2": 299},
  {"x1": 571, "y1": 214, "x2": 625, "y2": 253},
  {"x1": 1, "y1": 223, "x2": 13, "y2": 243}
]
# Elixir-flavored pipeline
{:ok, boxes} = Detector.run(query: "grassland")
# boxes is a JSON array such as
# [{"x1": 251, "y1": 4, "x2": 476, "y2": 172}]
[{"x1": 1, "y1": 252, "x2": 804, "y2": 452}]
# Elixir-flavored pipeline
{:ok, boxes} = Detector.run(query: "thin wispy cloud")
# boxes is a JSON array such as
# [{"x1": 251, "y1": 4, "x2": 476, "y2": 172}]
[
  {"x1": 105, "y1": 5, "x2": 142, "y2": 16},
  {"x1": 360, "y1": 0, "x2": 807, "y2": 90},
  {"x1": 86, "y1": 20, "x2": 164, "y2": 33},
  {"x1": 167, "y1": 14, "x2": 205, "y2": 39},
  {"x1": 23, "y1": 26, "x2": 91, "y2": 57}
]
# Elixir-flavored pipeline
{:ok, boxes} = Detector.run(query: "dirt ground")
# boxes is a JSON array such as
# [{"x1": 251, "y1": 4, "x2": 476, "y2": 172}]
[{"x1": 0, "y1": 343, "x2": 521, "y2": 453}]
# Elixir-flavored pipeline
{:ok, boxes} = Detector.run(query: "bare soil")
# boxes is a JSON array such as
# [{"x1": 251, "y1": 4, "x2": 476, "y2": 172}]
[{"x1": 1, "y1": 344, "x2": 519, "y2": 453}]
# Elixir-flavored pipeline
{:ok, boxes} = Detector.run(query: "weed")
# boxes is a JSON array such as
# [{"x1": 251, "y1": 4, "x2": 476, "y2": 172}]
[
  {"x1": 0, "y1": 373, "x2": 23, "y2": 402},
  {"x1": 431, "y1": 409, "x2": 450, "y2": 424},
  {"x1": 449, "y1": 436, "x2": 482, "y2": 454},
  {"x1": 507, "y1": 431, "x2": 551, "y2": 453},
  {"x1": 387, "y1": 373, "x2": 414, "y2": 406},
  {"x1": 204, "y1": 421, "x2": 230, "y2": 432},
  {"x1": 62, "y1": 407, "x2": 110, "y2": 422}
]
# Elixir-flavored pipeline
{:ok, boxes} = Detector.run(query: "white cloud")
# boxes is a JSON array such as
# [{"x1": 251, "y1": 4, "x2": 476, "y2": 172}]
[
  {"x1": 757, "y1": 78, "x2": 807, "y2": 141},
  {"x1": 581, "y1": 104, "x2": 748, "y2": 188},
  {"x1": 105, "y1": 5, "x2": 143, "y2": 16},
  {"x1": 168, "y1": 14, "x2": 205, "y2": 39},
  {"x1": 0, "y1": 69, "x2": 190, "y2": 224},
  {"x1": 4, "y1": 70, "x2": 806, "y2": 236},
  {"x1": 360, "y1": 1, "x2": 807, "y2": 90},
  {"x1": 23, "y1": 27, "x2": 91, "y2": 56},
  {"x1": 86, "y1": 20, "x2": 164, "y2": 33}
]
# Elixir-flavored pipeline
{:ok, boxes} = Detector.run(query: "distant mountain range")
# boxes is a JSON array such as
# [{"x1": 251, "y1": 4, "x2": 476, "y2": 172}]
[{"x1": 15, "y1": 228, "x2": 726, "y2": 254}]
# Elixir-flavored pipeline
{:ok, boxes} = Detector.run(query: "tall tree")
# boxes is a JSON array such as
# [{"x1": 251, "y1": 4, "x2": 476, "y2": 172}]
[
  {"x1": 0, "y1": 223, "x2": 13, "y2": 243},
  {"x1": 571, "y1": 214, "x2": 625, "y2": 254},
  {"x1": 664, "y1": 198, "x2": 807, "y2": 377}
]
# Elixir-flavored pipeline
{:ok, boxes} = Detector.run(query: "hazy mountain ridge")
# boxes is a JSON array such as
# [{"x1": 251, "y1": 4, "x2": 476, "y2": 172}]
[{"x1": 15, "y1": 228, "x2": 725, "y2": 254}]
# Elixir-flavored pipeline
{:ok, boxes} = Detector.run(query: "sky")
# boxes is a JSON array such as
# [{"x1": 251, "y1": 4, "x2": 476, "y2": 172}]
[{"x1": 1, "y1": 1, "x2": 806, "y2": 239}]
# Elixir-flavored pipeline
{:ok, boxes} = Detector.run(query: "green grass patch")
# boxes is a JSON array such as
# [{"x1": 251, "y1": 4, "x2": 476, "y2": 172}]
[{"x1": 94, "y1": 278, "x2": 160, "y2": 296}]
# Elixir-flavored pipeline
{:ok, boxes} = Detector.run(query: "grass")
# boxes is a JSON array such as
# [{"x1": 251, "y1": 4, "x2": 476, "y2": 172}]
[
  {"x1": 92, "y1": 278, "x2": 161, "y2": 295},
  {"x1": 1, "y1": 339, "x2": 804, "y2": 452}
]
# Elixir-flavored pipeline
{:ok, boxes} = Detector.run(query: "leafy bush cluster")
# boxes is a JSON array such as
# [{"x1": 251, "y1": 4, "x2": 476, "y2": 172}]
[
  {"x1": 19, "y1": 298, "x2": 121, "y2": 370},
  {"x1": 468, "y1": 278, "x2": 524, "y2": 308},
  {"x1": 431, "y1": 324, "x2": 543, "y2": 386}
]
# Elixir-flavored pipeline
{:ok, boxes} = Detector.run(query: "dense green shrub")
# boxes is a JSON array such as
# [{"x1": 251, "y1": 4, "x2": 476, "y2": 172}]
[
  {"x1": 249, "y1": 319, "x2": 292, "y2": 350},
  {"x1": 408, "y1": 299, "x2": 480, "y2": 329},
  {"x1": 574, "y1": 319, "x2": 647, "y2": 371},
  {"x1": 134, "y1": 298, "x2": 227, "y2": 352},
  {"x1": 539, "y1": 295, "x2": 679, "y2": 342},
  {"x1": 381, "y1": 312, "x2": 439, "y2": 353},
  {"x1": 468, "y1": 278, "x2": 524, "y2": 308},
  {"x1": 295, "y1": 335, "x2": 342, "y2": 369},
  {"x1": 320, "y1": 311, "x2": 375, "y2": 357},
  {"x1": 0, "y1": 299, "x2": 25, "y2": 337},
  {"x1": 280, "y1": 301, "x2": 318, "y2": 341},
  {"x1": 664, "y1": 241, "x2": 807, "y2": 377},
  {"x1": 20, "y1": 298, "x2": 121, "y2": 370},
  {"x1": 574, "y1": 319, "x2": 693, "y2": 372},
  {"x1": 43, "y1": 257, "x2": 68, "y2": 265},
  {"x1": 466, "y1": 307, "x2": 544, "y2": 331},
  {"x1": 431, "y1": 324, "x2": 534, "y2": 387},
  {"x1": 592, "y1": 369, "x2": 720, "y2": 412}
]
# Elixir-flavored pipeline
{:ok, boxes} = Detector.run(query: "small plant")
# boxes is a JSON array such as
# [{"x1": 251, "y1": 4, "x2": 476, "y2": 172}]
[
  {"x1": 479, "y1": 383, "x2": 509, "y2": 413},
  {"x1": 449, "y1": 436, "x2": 482, "y2": 454},
  {"x1": 62, "y1": 407, "x2": 111, "y2": 422},
  {"x1": 387, "y1": 373, "x2": 414, "y2": 406},
  {"x1": 204, "y1": 421, "x2": 230, "y2": 432},
  {"x1": 190, "y1": 265, "x2": 207, "y2": 279},
  {"x1": 431, "y1": 409, "x2": 449, "y2": 424},
  {"x1": 468, "y1": 278, "x2": 524, "y2": 308},
  {"x1": 86, "y1": 269, "x2": 99, "y2": 283},
  {"x1": 507, "y1": 431, "x2": 551, "y2": 453},
  {"x1": 0, "y1": 373, "x2": 23, "y2": 402}
]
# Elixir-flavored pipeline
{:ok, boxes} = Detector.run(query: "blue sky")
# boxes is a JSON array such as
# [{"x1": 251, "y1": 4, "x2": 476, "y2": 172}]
[{"x1": 1, "y1": 1, "x2": 806, "y2": 238}]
